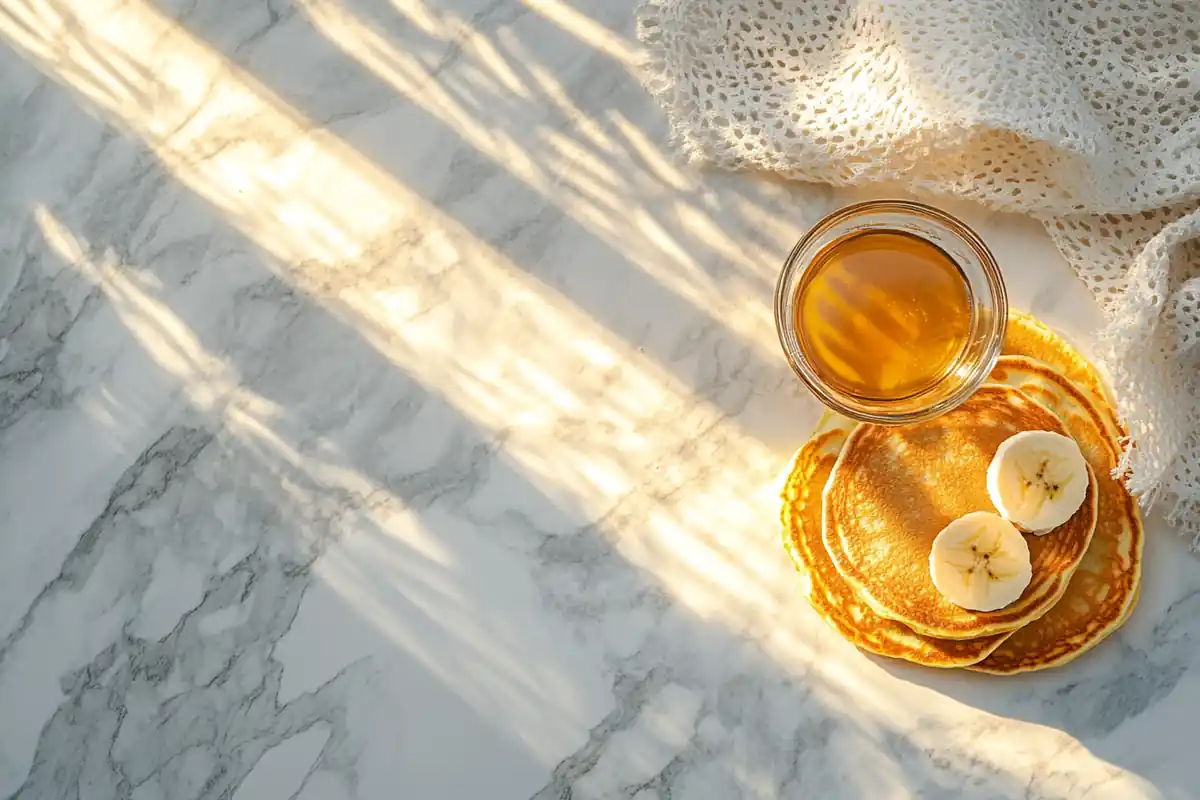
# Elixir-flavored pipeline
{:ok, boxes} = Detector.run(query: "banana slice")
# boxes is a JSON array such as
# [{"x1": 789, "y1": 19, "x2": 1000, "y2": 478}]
[
  {"x1": 929, "y1": 512, "x2": 1032, "y2": 612},
  {"x1": 986, "y1": 430, "x2": 1088, "y2": 534}
]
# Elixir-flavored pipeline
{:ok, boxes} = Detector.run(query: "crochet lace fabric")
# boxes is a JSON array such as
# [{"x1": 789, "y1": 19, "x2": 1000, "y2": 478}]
[{"x1": 638, "y1": 0, "x2": 1200, "y2": 541}]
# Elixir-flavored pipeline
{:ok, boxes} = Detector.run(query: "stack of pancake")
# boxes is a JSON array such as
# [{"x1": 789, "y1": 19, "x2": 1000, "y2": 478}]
[{"x1": 782, "y1": 311, "x2": 1144, "y2": 673}]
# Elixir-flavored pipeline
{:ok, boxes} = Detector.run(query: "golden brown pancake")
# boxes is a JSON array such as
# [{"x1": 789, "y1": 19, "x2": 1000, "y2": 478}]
[
  {"x1": 969, "y1": 356, "x2": 1143, "y2": 673},
  {"x1": 782, "y1": 418, "x2": 1011, "y2": 667},
  {"x1": 823, "y1": 385, "x2": 1099, "y2": 640},
  {"x1": 1004, "y1": 310, "x2": 1123, "y2": 444}
]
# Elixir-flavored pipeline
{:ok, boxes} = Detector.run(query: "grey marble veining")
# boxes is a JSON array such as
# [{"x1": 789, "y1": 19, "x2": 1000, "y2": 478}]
[{"x1": 0, "y1": 0, "x2": 1197, "y2": 798}]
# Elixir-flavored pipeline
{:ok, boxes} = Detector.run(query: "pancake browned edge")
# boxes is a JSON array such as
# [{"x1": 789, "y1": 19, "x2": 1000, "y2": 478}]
[
  {"x1": 782, "y1": 419, "x2": 1010, "y2": 667},
  {"x1": 823, "y1": 385, "x2": 1099, "y2": 640},
  {"x1": 1003, "y1": 310, "x2": 1123, "y2": 444},
  {"x1": 969, "y1": 355, "x2": 1144, "y2": 674}
]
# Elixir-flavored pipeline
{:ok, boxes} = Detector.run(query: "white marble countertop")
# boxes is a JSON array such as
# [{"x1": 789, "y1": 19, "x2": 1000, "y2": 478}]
[{"x1": 0, "y1": 0, "x2": 1196, "y2": 798}]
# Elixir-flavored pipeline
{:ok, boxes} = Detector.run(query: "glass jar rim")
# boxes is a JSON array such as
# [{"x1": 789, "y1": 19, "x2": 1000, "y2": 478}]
[{"x1": 774, "y1": 199, "x2": 1008, "y2": 425}]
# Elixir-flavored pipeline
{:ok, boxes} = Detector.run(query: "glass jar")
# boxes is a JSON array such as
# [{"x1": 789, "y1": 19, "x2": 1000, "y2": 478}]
[{"x1": 774, "y1": 200, "x2": 1007, "y2": 425}]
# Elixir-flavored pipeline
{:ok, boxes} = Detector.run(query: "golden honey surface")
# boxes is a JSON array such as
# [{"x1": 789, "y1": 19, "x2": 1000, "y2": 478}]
[{"x1": 795, "y1": 231, "x2": 971, "y2": 401}]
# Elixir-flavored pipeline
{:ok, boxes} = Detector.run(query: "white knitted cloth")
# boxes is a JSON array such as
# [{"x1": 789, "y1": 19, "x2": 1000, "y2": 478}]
[{"x1": 638, "y1": 0, "x2": 1200, "y2": 541}]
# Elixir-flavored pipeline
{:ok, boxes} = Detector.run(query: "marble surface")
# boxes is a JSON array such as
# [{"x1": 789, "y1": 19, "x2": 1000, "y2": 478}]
[{"x1": 0, "y1": 0, "x2": 1197, "y2": 797}]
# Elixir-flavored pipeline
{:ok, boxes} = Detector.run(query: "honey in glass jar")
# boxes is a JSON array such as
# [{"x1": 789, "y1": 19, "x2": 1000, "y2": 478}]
[
  {"x1": 774, "y1": 201, "x2": 1007, "y2": 424},
  {"x1": 795, "y1": 230, "x2": 971, "y2": 401}
]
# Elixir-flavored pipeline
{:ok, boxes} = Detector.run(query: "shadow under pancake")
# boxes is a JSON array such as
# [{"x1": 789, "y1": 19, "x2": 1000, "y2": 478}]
[{"x1": 864, "y1": 516, "x2": 1182, "y2": 751}]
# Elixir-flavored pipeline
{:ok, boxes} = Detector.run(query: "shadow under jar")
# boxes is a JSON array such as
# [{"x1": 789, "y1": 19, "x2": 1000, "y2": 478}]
[{"x1": 775, "y1": 200, "x2": 1007, "y2": 425}]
